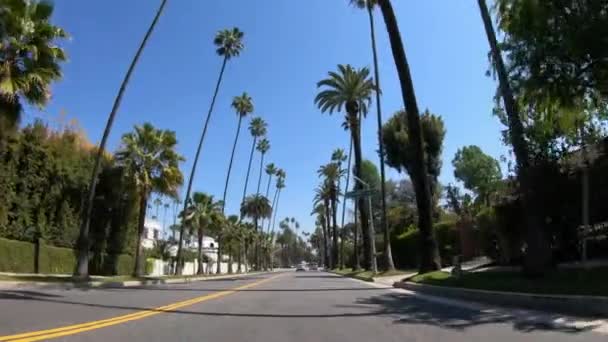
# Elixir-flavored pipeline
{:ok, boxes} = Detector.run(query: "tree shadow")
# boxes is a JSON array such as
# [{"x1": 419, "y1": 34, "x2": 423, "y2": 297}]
[
  {"x1": 0, "y1": 289, "x2": 600, "y2": 335},
  {"x1": 354, "y1": 292, "x2": 600, "y2": 334}
]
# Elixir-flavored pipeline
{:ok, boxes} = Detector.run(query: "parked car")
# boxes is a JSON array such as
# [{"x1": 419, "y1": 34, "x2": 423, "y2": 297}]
[
  {"x1": 309, "y1": 265, "x2": 318, "y2": 271},
  {"x1": 296, "y1": 264, "x2": 306, "y2": 272}
]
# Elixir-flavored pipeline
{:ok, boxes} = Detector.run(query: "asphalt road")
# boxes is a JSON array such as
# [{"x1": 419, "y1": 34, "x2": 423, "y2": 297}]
[{"x1": 0, "y1": 271, "x2": 605, "y2": 341}]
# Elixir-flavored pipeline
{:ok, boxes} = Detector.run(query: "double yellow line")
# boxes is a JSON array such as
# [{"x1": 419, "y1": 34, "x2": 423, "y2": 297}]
[{"x1": 0, "y1": 274, "x2": 281, "y2": 342}]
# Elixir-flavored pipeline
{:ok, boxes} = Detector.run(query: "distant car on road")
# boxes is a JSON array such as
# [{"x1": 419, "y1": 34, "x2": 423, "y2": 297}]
[
  {"x1": 309, "y1": 265, "x2": 318, "y2": 271},
  {"x1": 296, "y1": 264, "x2": 306, "y2": 272}
]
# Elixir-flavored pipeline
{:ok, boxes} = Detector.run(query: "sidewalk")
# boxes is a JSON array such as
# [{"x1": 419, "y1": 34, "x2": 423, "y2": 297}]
[{"x1": 0, "y1": 270, "x2": 278, "y2": 290}]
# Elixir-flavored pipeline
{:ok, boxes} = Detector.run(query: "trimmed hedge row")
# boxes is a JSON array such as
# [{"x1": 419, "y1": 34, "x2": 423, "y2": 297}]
[
  {"x1": 391, "y1": 220, "x2": 460, "y2": 269},
  {"x1": 0, "y1": 237, "x2": 134, "y2": 275}
]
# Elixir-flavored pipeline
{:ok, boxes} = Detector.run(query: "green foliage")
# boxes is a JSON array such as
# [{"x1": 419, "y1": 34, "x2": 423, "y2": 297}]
[
  {"x1": 240, "y1": 195, "x2": 272, "y2": 221},
  {"x1": 38, "y1": 243, "x2": 76, "y2": 274},
  {"x1": 0, "y1": 237, "x2": 35, "y2": 272},
  {"x1": 0, "y1": 0, "x2": 68, "y2": 131},
  {"x1": 115, "y1": 254, "x2": 135, "y2": 276},
  {"x1": 145, "y1": 258, "x2": 155, "y2": 275},
  {"x1": 382, "y1": 109, "x2": 446, "y2": 197},
  {"x1": 452, "y1": 145, "x2": 502, "y2": 201},
  {"x1": 391, "y1": 221, "x2": 459, "y2": 269},
  {"x1": 214, "y1": 27, "x2": 244, "y2": 59}
]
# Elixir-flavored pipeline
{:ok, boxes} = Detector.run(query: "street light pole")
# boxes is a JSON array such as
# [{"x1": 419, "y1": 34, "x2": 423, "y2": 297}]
[{"x1": 352, "y1": 176, "x2": 378, "y2": 273}]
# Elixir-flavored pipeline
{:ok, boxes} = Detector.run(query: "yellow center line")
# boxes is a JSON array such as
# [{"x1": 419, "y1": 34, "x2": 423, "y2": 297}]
[{"x1": 0, "y1": 273, "x2": 282, "y2": 342}]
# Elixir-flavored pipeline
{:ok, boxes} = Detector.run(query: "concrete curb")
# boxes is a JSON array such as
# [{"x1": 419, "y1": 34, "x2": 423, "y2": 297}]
[
  {"x1": 0, "y1": 271, "x2": 276, "y2": 291},
  {"x1": 327, "y1": 270, "x2": 374, "y2": 282},
  {"x1": 393, "y1": 281, "x2": 608, "y2": 317}
]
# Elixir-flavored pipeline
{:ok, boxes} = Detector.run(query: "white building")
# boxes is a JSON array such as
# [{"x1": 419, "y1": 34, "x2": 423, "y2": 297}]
[{"x1": 141, "y1": 218, "x2": 162, "y2": 249}]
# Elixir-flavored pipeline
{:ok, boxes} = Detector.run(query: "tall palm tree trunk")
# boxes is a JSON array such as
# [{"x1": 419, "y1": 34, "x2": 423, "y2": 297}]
[
  {"x1": 270, "y1": 189, "x2": 282, "y2": 233},
  {"x1": 340, "y1": 138, "x2": 353, "y2": 269},
  {"x1": 256, "y1": 153, "x2": 265, "y2": 195},
  {"x1": 176, "y1": 55, "x2": 229, "y2": 275},
  {"x1": 222, "y1": 116, "x2": 244, "y2": 210},
  {"x1": 353, "y1": 201, "x2": 360, "y2": 270},
  {"x1": 477, "y1": 0, "x2": 550, "y2": 275},
  {"x1": 349, "y1": 111, "x2": 372, "y2": 271},
  {"x1": 134, "y1": 190, "x2": 149, "y2": 277},
  {"x1": 377, "y1": 0, "x2": 440, "y2": 272},
  {"x1": 197, "y1": 227, "x2": 204, "y2": 275},
  {"x1": 76, "y1": 0, "x2": 167, "y2": 278},
  {"x1": 240, "y1": 137, "x2": 257, "y2": 217},
  {"x1": 267, "y1": 186, "x2": 279, "y2": 233},
  {"x1": 261, "y1": 173, "x2": 273, "y2": 228},
  {"x1": 367, "y1": 4, "x2": 395, "y2": 271},
  {"x1": 323, "y1": 199, "x2": 333, "y2": 268},
  {"x1": 227, "y1": 244, "x2": 233, "y2": 274},
  {"x1": 331, "y1": 195, "x2": 339, "y2": 270},
  {"x1": 320, "y1": 212, "x2": 329, "y2": 268}
]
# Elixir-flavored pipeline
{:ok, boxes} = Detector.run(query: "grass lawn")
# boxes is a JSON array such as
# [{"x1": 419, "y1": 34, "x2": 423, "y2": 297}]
[
  {"x1": 410, "y1": 267, "x2": 608, "y2": 297},
  {"x1": 332, "y1": 268, "x2": 416, "y2": 281}
]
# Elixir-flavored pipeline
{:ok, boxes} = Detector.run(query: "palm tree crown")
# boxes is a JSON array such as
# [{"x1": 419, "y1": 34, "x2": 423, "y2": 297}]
[
  {"x1": 241, "y1": 195, "x2": 272, "y2": 221},
  {"x1": 232, "y1": 92, "x2": 254, "y2": 117},
  {"x1": 0, "y1": 0, "x2": 68, "y2": 128},
  {"x1": 265, "y1": 163, "x2": 277, "y2": 176},
  {"x1": 214, "y1": 27, "x2": 244, "y2": 59},
  {"x1": 257, "y1": 138, "x2": 270, "y2": 154},
  {"x1": 314, "y1": 64, "x2": 375, "y2": 119},
  {"x1": 350, "y1": 0, "x2": 377, "y2": 10},
  {"x1": 249, "y1": 117, "x2": 267, "y2": 137},
  {"x1": 115, "y1": 123, "x2": 184, "y2": 197}
]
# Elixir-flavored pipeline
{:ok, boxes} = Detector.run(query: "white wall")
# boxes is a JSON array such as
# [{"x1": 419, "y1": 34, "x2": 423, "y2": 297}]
[{"x1": 148, "y1": 259, "x2": 246, "y2": 276}]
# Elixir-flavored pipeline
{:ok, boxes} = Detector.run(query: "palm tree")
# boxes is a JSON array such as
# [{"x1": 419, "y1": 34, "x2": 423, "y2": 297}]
[
  {"x1": 241, "y1": 117, "x2": 267, "y2": 215},
  {"x1": 241, "y1": 194, "x2": 273, "y2": 270},
  {"x1": 312, "y1": 202, "x2": 330, "y2": 268},
  {"x1": 270, "y1": 174, "x2": 286, "y2": 234},
  {"x1": 350, "y1": 0, "x2": 394, "y2": 271},
  {"x1": 115, "y1": 123, "x2": 184, "y2": 277},
  {"x1": 0, "y1": 0, "x2": 68, "y2": 136},
  {"x1": 318, "y1": 162, "x2": 344, "y2": 269},
  {"x1": 176, "y1": 27, "x2": 245, "y2": 274},
  {"x1": 75, "y1": 0, "x2": 167, "y2": 278},
  {"x1": 222, "y1": 92, "x2": 254, "y2": 210},
  {"x1": 476, "y1": 0, "x2": 550, "y2": 275},
  {"x1": 183, "y1": 192, "x2": 223, "y2": 275},
  {"x1": 331, "y1": 148, "x2": 348, "y2": 268},
  {"x1": 268, "y1": 169, "x2": 285, "y2": 232},
  {"x1": 255, "y1": 138, "x2": 271, "y2": 195},
  {"x1": 375, "y1": 0, "x2": 440, "y2": 272},
  {"x1": 315, "y1": 64, "x2": 375, "y2": 271},
  {"x1": 224, "y1": 215, "x2": 241, "y2": 274},
  {"x1": 264, "y1": 163, "x2": 278, "y2": 198}
]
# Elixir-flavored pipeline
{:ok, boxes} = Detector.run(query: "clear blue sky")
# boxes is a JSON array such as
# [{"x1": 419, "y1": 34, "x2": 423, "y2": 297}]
[{"x1": 36, "y1": 0, "x2": 508, "y2": 234}]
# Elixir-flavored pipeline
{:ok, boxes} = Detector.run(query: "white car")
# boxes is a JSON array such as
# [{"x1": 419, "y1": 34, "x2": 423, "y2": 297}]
[{"x1": 295, "y1": 264, "x2": 306, "y2": 272}]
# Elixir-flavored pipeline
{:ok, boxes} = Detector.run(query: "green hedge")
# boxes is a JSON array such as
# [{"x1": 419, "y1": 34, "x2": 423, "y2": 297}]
[
  {"x1": 391, "y1": 221, "x2": 460, "y2": 269},
  {"x1": 0, "y1": 237, "x2": 35, "y2": 273},
  {"x1": 0, "y1": 237, "x2": 135, "y2": 275},
  {"x1": 39, "y1": 243, "x2": 77, "y2": 274}
]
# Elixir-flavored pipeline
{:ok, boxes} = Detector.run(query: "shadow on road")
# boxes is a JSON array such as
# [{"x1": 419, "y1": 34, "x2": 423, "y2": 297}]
[{"x1": 0, "y1": 289, "x2": 598, "y2": 334}]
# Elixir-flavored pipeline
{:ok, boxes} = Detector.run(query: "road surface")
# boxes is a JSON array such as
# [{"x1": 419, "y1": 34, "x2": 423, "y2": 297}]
[{"x1": 0, "y1": 271, "x2": 605, "y2": 341}]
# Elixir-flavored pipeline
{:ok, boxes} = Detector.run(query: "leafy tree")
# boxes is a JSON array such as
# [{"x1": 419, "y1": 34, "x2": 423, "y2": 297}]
[
  {"x1": 349, "y1": 0, "x2": 395, "y2": 271},
  {"x1": 382, "y1": 109, "x2": 444, "y2": 271},
  {"x1": 76, "y1": 0, "x2": 167, "y2": 278},
  {"x1": 0, "y1": 0, "x2": 68, "y2": 135},
  {"x1": 177, "y1": 27, "x2": 244, "y2": 274},
  {"x1": 477, "y1": 0, "x2": 551, "y2": 274},
  {"x1": 375, "y1": 0, "x2": 439, "y2": 272},
  {"x1": 255, "y1": 138, "x2": 270, "y2": 195},
  {"x1": 221, "y1": 92, "x2": 254, "y2": 210},
  {"x1": 115, "y1": 123, "x2": 184, "y2": 277},
  {"x1": 452, "y1": 145, "x2": 502, "y2": 203},
  {"x1": 241, "y1": 117, "x2": 267, "y2": 213},
  {"x1": 315, "y1": 64, "x2": 376, "y2": 271},
  {"x1": 495, "y1": 0, "x2": 608, "y2": 109}
]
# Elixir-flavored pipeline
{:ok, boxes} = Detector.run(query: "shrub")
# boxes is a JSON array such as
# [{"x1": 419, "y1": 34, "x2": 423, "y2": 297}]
[
  {"x1": 115, "y1": 254, "x2": 135, "y2": 275},
  {"x1": 39, "y1": 243, "x2": 76, "y2": 274},
  {"x1": 0, "y1": 237, "x2": 35, "y2": 273},
  {"x1": 145, "y1": 258, "x2": 155, "y2": 275},
  {"x1": 390, "y1": 221, "x2": 460, "y2": 269}
]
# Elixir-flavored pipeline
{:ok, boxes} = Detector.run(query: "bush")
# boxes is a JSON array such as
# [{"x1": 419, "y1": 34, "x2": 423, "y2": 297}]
[
  {"x1": 145, "y1": 258, "x2": 155, "y2": 275},
  {"x1": 390, "y1": 221, "x2": 460, "y2": 269},
  {"x1": 39, "y1": 243, "x2": 76, "y2": 274},
  {"x1": 115, "y1": 254, "x2": 134, "y2": 275},
  {"x1": 0, "y1": 237, "x2": 35, "y2": 273}
]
